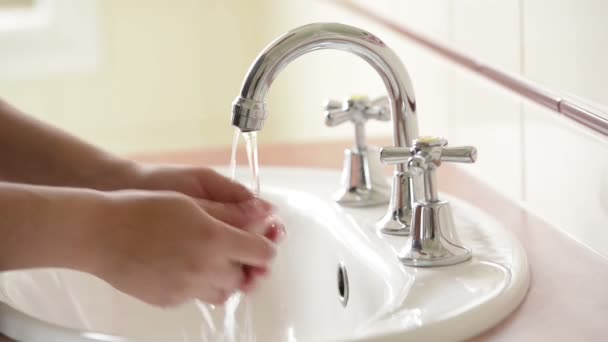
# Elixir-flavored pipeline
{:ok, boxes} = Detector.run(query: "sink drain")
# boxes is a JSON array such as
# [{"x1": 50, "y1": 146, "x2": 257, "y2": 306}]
[{"x1": 337, "y1": 262, "x2": 349, "y2": 307}]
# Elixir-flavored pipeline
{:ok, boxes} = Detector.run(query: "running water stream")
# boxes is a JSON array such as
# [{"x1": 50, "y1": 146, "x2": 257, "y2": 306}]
[
  {"x1": 242, "y1": 131, "x2": 260, "y2": 196},
  {"x1": 229, "y1": 128, "x2": 260, "y2": 196},
  {"x1": 209, "y1": 127, "x2": 260, "y2": 340},
  {"x1": 229, "y1": 128, "x2": 240, "y2": 181}
]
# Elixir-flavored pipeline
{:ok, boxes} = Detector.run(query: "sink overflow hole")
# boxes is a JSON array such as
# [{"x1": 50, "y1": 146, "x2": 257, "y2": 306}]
[{"x1": 337, "y1": 262, "x2": 349, "y2": 307}]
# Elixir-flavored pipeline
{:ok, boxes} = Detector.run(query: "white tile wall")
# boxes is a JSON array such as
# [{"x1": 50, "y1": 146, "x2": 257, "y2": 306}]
[
  {"x1": 523, "y1": 0, "x2": 608, "y2": 111},
  {"x1": 351, "y1": 0, "x2": 608, "y2": 257},
  {"x1": 447, "y1": 0, "x2": 524, "y2": 200},
  {"x1": 523, "y1": 103, "x2": 608, "y2": 256},
  {"x1": 450, "y1": 0, "x2": 521, "y2": 73},
  {"x1": 446, "y1": 69, "x2": 524, "y2": 201},
  {"x1": 351, "y1": 0, "x2": 451, "y2": 41}
]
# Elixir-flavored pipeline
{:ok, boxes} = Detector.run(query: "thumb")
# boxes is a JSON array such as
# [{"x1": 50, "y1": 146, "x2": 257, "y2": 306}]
[
  {"x1": 247, "y1": 215, "x2": 285, "y2": 242},
  {"x1": 195, "y1": 197, "x2": 273, "y2": 228}
]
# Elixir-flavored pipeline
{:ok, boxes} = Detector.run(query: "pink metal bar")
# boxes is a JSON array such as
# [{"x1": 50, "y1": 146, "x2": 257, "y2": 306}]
[{"x1": 336, "y1": 0, "x2": 608, "y2": 137}]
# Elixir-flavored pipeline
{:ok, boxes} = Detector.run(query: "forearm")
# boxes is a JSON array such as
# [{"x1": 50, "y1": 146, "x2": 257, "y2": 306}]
[
  {"x1": 0, "y1": 181, "x2": 107, "y2": 272},
  {"x1": 0, "y1": 98, "x2": 137, "y2": 190}
]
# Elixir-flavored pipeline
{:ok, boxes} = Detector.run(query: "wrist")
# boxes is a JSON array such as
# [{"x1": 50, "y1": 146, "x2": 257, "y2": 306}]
[
  {"x1": 0, "y1": 184, "x2": 112, "y2": 273},
  {"x1": 53, "y1": 188, "x2": 115, "y2": 275},
  {"x1": 84, "y1": 155, "x2": 143, "y2": 191},
  {"x1": 38, "y1": 186, "x2": 114, "y2": 275}
]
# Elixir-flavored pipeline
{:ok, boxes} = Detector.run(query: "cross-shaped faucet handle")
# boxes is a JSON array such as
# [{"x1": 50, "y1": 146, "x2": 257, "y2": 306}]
[{"x1": 324, "y1": 95, "x2": 390, "y2": 127}]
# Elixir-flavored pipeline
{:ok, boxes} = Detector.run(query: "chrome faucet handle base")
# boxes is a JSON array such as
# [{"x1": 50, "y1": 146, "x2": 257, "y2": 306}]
[
  {"x1": 325, "y1": 95, "x2": 391, "y2": 207},
  {"x1": 375, "y1": 171, "x2": 414, "y2": 235},
  {"x1": 399, "y1": 200, "x2": 471, "y2": 267},
  {"x1": 333, "y1": 146, "x2": 391, "y2": 207},
  {"x1": 381, "y1": 135, "x2": 477, "y2": 266}
]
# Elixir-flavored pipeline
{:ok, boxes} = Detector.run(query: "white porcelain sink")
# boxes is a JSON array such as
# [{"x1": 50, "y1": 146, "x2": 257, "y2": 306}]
[{"x1": 0, "y1": 167, "x2": 529, "y2": 342}]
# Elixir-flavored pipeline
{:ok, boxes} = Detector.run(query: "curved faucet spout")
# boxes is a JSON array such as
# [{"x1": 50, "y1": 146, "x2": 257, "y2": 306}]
[{"x1": 231, "y1": 22, "x2": 419, "y2": 153}]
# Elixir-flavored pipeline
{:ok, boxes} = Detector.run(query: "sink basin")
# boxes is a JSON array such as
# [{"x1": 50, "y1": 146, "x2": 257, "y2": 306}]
[{"x1": 0, "y1": 167, "x2": 529, "y2": 342}]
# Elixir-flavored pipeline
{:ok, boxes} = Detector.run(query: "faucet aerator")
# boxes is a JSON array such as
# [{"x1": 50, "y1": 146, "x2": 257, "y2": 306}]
[{"x1": 232, "y1": 96, "x2": 267, "y2": 132}]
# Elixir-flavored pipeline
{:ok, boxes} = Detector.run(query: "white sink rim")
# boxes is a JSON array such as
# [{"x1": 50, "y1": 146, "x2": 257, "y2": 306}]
[{"x1": 0, "y1": 166, "x2": 530, "y2": 342}]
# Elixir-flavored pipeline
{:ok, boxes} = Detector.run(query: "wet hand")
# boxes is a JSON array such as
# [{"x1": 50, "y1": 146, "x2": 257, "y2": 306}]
[
  {"x1": 93, "y1": 190, "x2": 278, "y2": 306},
  {"x1": 125, "y1": 164, "x2": 286, "y2": 291}
]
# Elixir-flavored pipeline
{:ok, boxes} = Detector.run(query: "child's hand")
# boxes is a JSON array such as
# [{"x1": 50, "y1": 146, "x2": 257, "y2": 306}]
[
  {"x1": 92, "y1": 190, "x2": 277, "y2": 307},
  {"x1": 128, "y1": 164, "x2": 253, "y2": 202},
  {"x1": 127, "y1": 165, "x2": 276, "y2": 226},
  {"x1": 127, "y1": 164, "x2": 286, "y2": 287}
]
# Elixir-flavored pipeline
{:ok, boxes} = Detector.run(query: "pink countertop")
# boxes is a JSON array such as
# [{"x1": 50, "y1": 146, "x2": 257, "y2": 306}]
[{"x1": 2, "y1": 141, "x2": 607, "y2": 341}]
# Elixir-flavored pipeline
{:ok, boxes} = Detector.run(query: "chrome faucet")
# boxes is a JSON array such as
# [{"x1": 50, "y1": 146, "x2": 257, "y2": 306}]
[
  {"x1": 323, "y1": 95, "x2": 392, "y2": 207},
  {"x1": 381, "y1": 137, "x2": 476, "y2": 266},
  {"x1": 231, "y1": 22, "x2": 422, "y2": 234}
]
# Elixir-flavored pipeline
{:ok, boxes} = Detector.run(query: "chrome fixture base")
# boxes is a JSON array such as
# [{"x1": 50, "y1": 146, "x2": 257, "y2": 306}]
[
  {"x1": 381, "y1": 136, "x2": 477, "y2": 267},
  {"x1": 324, "y1": 95, "x2": 391, "y2": 207},
  {"x1": 399, "y1": 200, "x2": 471, "y2": 267},
  {"x1": 333, "y1": 147, "x2": 390, "y2": 207},
  {"x1": 375, "y1": 171, "x2": 414, "y2": 235}
]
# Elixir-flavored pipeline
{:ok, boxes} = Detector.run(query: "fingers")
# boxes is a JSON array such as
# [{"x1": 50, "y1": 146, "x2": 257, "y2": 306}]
[
  {"x1": 262, "y1": 216, "x2": 286, "y2": 242},
  {"x1": 242, "y1": 215, "x2": 284, "y2": 237},
  {"x1": 196, "y1": 168, "x2": 255, "y2": 203},
  {"x1": 197, "y1": 206, "x2": 283, "y2": 301},
  {"x1": 221, "y1": 224, "x2": 276, "y2": 268},
  {"x1": 196, "y1": 197, "x2": 273, "y2": 228},
  {"x1": 216, "y1": 215, "x2": 283, "y2": 293},
  {"x1": 208, "y1": 261, "x2": 245, "y2": 293},
  {"x1": 179, "y1": 261, "x2": 246, "y2": 306},
  {"x1": 201, "y1": 285, "x2": 231, "y2": 305},
  {"x1": 200, "y1": 262, "x2": 261, "y2": 303},
  {"x1": 239, "y1": 272, "x2": 257, "y2": 293},
  {"x1": 238, "y1": 265, "x2": 270, "y2": 294}
]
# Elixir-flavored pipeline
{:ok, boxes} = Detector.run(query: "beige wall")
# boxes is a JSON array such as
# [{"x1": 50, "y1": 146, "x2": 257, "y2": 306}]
[
  {"x1": 2, "y1": 0, "x2": 607, "y2": 150},
  {"x1": 0, "y1": 0, "x2": 274, "y2": 154},
  {"x1": 0, "y1": 0, "x2": 452, "y2": 155}
]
